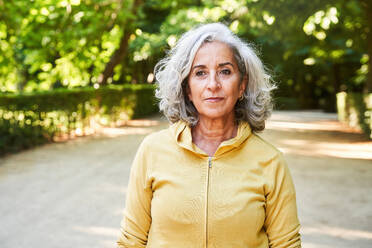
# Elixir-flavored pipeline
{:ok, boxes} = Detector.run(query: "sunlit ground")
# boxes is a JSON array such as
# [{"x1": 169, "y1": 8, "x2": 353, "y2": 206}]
[
  {"x1": 302, "y1": 225, "x2": 372, "y2": 240},
  {"x1": 53, "y1": 118, "x2": 162, "y2": 141},
  {"x1": 1, "y1": 111, "x2": 371, "y2": 248},
  {"x1": 266, "y1": 111, "x2": 372, "y2": 160},
  {"x1": 97, "y1": 119, "x2": 161, "y2": 137},
  {"x1": 261, "y1": 111, "x2": 372, "y2": 248}
]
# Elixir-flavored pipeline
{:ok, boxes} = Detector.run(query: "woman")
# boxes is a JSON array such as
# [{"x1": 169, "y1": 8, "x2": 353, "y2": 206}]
[{"x1": 117, "y1": 23, "x2": 301, "y2": 248}]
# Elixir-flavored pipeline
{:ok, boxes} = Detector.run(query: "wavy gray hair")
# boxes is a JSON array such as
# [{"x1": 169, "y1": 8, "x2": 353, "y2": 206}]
[{"x1": 154, "y1": 23, "x2": 276, "y2": 132}]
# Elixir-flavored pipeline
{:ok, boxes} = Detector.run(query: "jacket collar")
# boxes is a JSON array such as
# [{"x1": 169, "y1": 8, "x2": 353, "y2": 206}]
[{"x1": 170, "y1": 120, "x2": 252, "y2": 158}]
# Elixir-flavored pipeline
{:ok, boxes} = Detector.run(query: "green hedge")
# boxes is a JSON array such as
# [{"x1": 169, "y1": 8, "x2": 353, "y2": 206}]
[
  {"x1": 336, "y1": 92, "x2": 372, "y2": 139},
  {"x1": 0, "y1": 84, "x2": 158, "y2": 155},
  {"x1": 274, "y1": 97, "x2": 301, "y2": 110}
]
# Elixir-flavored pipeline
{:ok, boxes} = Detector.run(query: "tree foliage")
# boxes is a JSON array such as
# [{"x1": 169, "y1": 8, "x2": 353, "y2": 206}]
[{"x1": 0, "y1": 0, "x2": 370, "y2": 110}]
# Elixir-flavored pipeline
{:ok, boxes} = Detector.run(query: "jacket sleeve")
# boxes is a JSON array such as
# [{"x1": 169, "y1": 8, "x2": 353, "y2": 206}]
[
  {"x1": 264, "y1": 152, "x2": 301, "y2": 248},
  {"x1": 117, "y1": 139, "x2": 153, "y2": 248}
]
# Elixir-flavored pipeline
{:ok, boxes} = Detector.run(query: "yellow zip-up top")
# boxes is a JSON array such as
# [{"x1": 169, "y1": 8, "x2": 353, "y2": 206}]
[{"x1": 118, "y1": 121, "x2": 301, "y2": 248}]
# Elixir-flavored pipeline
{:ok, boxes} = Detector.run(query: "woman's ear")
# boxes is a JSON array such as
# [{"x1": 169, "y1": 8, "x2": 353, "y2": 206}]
[
  {"x1": 183, "y1": 79, "x2": 192, "y2": 102},
  {"x1": 239, "y1": 75, "x2": 248, "y2": 97}
]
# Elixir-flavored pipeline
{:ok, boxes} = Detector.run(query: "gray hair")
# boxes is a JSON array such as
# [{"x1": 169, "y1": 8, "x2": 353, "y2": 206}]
[{"x1": 154, "y1": 23, "x2": 276, "y2": 132}]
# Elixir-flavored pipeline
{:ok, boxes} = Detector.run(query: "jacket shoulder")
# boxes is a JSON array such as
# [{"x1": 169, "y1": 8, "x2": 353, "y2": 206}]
[
  {"x1": 244, "y1": 133, "x2": 283, "y2": 161},
  {"x1": 252, "y1": 133, "x2": 281, "y2": 152},
  {"x1": 141, "y1": 126, "x2": 175, "y2": 149}
]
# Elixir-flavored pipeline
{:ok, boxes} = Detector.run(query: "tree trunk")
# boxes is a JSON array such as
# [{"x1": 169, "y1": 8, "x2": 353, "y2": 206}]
[
  {"x1": 362, "y1": 0, "x2": 372, "y2": 93},
  {"x1": 16, "y1": 67, "x2": 28, "y2": 92},
  {"x1": 97, "y1": 31, "x2": 132, "y2": 85},
  {"x1": 98, "y1": 0, "x2": 142, "y2": 85},
  {"x1": 327, "y1": 63, "x2": 341, "y2": 112}
]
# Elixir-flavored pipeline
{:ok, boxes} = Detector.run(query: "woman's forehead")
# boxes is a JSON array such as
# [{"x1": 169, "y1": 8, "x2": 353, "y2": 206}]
[{"x1": 192, "y1": 41, "x2": 236, "y2": 66}]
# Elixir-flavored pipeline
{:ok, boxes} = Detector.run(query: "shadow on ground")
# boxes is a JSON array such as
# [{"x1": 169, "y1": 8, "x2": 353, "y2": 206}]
[
  {"x1": 260, "y1": 111, "x2": 372, "y2": 248},
  {"x1": 0, "y1": 111, "x2": 371, "y2": 248}
]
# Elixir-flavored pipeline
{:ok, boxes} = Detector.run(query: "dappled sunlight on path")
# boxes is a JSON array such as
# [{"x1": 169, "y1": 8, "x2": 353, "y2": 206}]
[
  {"x1": 261, "y1": 111, "x2": 372, "y2": 248},
  {"x1": 302, "y1": 225, "x2": 372, "y2": 240},
  {"x1": 73, "y1": 225, "x2": 119, "y2": 238},
  {"x1": 99, "y1": 127, "x2": 155, "y2": 137},
  {"x1": 265, "y1": 111, "x2": 372, "y2": 160},
  {"x1": 267, "y1": 120, "x2": 348, "y2": 132},
  {"x1": 278, "y1": 139, "x2": 372, "y2": 160},
  {"x1": 98, "y1": 119, "x2": 162, "y2": 138},
  {"x1": 1, "y1": 111, "x2": 371, "y2": 248}
]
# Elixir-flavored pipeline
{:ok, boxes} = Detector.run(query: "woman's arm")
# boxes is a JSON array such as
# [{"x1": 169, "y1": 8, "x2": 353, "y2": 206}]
[
  {"x1": 264, "y1": 153, "x2": 301, "y2": 248},
  {"x1": 117, "y1": 140, "x2": 153, "y2": 248}
]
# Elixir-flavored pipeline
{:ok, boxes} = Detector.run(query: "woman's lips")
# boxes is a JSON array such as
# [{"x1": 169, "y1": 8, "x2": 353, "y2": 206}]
[{"x1": 205, "y1": 97, "x2": 224, "y2": 102}]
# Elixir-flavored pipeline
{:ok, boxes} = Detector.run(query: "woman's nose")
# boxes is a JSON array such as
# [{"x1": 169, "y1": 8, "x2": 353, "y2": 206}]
[{"x1": 207, "y1": 71, "x2": 220, "y2": 90}]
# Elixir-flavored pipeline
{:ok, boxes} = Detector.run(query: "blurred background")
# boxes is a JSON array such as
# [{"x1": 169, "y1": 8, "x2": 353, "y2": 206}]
[
  {"x1": 0, "y1": 1, "x2": 371, "y2": 248},
  {"x1": 0, "y1": 0, "x2": 371, "y2": 154},
  {"x1": 1, "y1": 0, "x2": 371, "y2": 95}
]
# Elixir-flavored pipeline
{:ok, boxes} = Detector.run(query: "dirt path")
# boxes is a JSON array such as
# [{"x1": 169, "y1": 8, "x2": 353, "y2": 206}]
[{"x1": 0, "y1": 111, "x2": 371, "y2": 248}]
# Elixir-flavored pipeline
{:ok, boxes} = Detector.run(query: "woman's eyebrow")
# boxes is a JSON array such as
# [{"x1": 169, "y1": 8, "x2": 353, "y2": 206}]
[
  {"x1": 218, "y1": 62, "x2": 234, "y2": 67},
  {"x1": 192, "y1": 62, "x2": 234, "y2": 70},
  {"x1": 192, "y1": 64, "x2": 206, "y2": 70}
]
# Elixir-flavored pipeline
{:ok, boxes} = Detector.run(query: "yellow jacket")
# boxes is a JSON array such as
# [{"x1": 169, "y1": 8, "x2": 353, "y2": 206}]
[{"x1": 118, "y1": 121, "x2": 301, "y2": 248}]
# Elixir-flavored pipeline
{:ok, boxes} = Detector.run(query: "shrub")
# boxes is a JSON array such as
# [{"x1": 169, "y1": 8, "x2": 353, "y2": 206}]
[
  {"x1": 274, "y1": 97, "x2": 301, "y2": 110},
  {"x1": 0, "y1": 84, "x2": 158, "y2": 155},
  {"x1": 336, "y1": 92, "x2": 372, "y2": 139}
]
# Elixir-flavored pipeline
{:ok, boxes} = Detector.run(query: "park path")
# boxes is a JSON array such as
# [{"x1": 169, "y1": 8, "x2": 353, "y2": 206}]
[{"x1": 0, "y1": 111, "x2": 371, "y2": 248}]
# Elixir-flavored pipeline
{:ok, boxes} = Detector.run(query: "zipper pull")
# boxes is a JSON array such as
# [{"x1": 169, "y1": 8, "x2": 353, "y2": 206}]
[{"x1": 208, "y1": 157, "x2": 212, "y2": 168}]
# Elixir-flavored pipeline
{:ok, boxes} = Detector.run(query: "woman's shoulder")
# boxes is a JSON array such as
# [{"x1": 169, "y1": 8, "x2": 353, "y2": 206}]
[
  {"x1": 242, "y1": 134, "x2": 290, "y2": 180},
  {"x1": 140, "y1": 124, "x2": 176, "y2": 149},
  {"x1": 243, "y1": 132, "x2": 284, "y2": 162},
  {"x1": 251, "y1": 133, "x2": 280, "y2": 152}
]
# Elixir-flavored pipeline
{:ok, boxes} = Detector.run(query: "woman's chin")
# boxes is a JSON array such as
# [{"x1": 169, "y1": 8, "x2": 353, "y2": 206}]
[{"x1": 199, "y1": 110, "x2": 234, "y2": 121}]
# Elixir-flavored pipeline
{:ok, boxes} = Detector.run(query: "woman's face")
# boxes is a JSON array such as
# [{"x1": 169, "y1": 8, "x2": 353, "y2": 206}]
[{"x1": 187, "y1": 41, "x2": 246, "y2": 121}]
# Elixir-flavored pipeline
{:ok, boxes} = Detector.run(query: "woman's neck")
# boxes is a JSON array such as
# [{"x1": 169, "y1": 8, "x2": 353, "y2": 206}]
[{"x1": 191, "y1": 115, "x2": 238, "y2": 156}]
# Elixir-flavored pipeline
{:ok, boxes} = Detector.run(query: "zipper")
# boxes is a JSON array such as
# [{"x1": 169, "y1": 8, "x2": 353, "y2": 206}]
[{"x1": 205, "y1": 156, "x2": 212, "y2": 247}]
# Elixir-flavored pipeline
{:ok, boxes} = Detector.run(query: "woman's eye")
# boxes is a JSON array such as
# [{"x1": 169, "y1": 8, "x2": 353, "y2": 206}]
[
  {"x1": 220, "y1": 69, "x2": 231, "y2": 75},
  {"x1": 195, "y1": 71, "x2": 206, "y2": 76}
]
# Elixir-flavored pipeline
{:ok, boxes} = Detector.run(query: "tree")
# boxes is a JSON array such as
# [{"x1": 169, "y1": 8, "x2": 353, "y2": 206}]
[
  {"x1": 97, "y1": 0, "x2": 143, "y2": 85},
  {"x1": 361, "y1": 0, "x2": 372, "y2": 92},
  {"x1": 0, "y1": 0, "x2": 370, "y2": 107}
]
